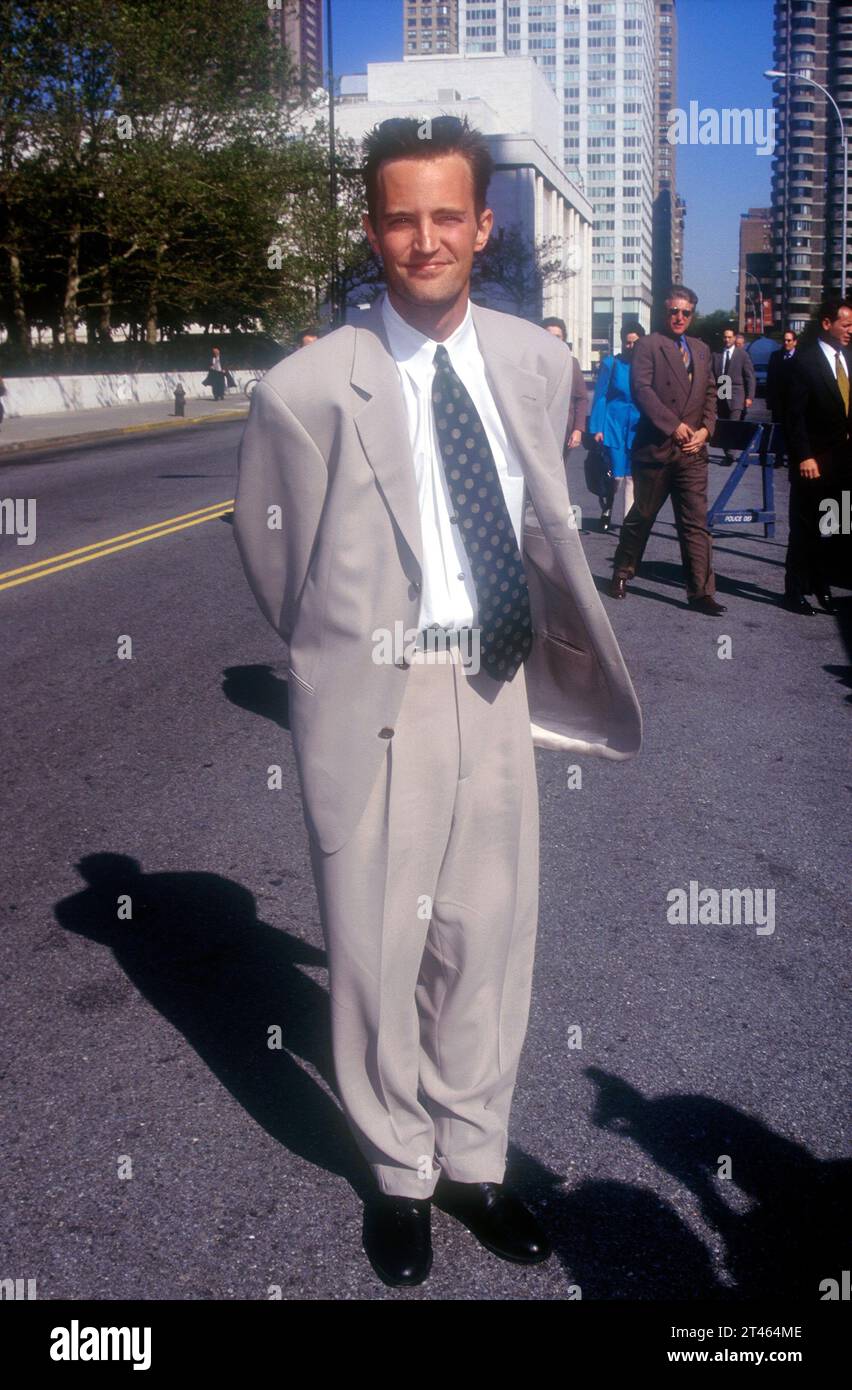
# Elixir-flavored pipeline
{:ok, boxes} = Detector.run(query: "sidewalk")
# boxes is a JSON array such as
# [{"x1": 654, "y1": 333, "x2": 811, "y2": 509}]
[{"x1": 0, "y1": 394, "x2": 249, "y2": 459}]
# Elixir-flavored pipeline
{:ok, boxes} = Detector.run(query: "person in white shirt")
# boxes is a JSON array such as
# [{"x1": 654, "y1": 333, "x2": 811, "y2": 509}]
[
  {"x1": 207, "y1": 347, "x2": 226, "y2": 401},
  {"x1": 232, "y1": 115, "x2": 641, "y2": 1289}
]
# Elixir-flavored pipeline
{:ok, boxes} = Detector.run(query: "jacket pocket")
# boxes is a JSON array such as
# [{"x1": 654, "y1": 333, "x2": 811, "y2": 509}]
[
  {"x1": 537, "y1": 629, "x2": 589, "y2": 657},
  {"x1": 287, "y1": 667, "x2": 316, "y2": 696}
]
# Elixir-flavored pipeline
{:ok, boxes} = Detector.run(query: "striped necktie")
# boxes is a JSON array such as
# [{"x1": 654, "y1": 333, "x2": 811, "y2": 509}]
[
  {"x1": 836, "y1": 352, "x2": 849, "y2": 413},
  {"x1": 431, "y1": 344, "x2": 533, "y2": 681}
]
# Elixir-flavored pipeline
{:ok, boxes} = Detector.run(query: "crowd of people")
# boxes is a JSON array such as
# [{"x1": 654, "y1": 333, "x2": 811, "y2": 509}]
[{"x1": 556, "y1": 289, "x2": 852, "y2": 616}]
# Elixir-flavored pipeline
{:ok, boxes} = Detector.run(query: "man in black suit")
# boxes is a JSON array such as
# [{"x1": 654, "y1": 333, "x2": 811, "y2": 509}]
[
  {"x1": 766, "y1": 329, "x2": 798, "y2": 419},
  {"x1": 766, "y1": 329, "x2": 798, "y2": 468},
  {"x1": 714, "y1": 327, "x2": 756, "y2": 462},
  {"x1": 783, "y1": 299, "x2": 852, "y2": 614}
]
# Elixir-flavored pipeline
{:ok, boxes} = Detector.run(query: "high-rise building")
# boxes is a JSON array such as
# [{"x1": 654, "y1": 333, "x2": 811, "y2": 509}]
[
  {"x1": 444, "y1": 1, "x2": 665, "y2": 357},
  {"x1": 737, "y1": 208, "x2": 774, "y2": 334},
  {"x1": 273, "y1": 0, "x2": 323, "y2": 96},
  {"x1": 404, "y1": 0, "x2": 459, "y2": 56},
  {"x1": 770, "y1": 0, "x2": 852, "y2": 332},
  {"x1": 652, "y1": 0, "x2": 678, "y2": 321},
  {"x1": 673, "y1": 193, "x2": 686, "y2": 284}
]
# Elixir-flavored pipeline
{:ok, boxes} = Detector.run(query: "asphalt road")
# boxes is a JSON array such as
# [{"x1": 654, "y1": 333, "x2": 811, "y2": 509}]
[{"x1": 1, "y1": 423, "x2": 849, "y2": 1302}]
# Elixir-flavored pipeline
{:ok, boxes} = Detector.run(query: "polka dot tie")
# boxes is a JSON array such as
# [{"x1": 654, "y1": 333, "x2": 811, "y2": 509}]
[{"x1": 431, "y1": 343, "x2": 533, "y2": 681}]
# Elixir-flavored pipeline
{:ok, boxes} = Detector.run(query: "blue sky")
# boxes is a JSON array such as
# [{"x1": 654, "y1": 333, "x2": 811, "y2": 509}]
[{"x1": 329, "y1": 0, "x2": 775, "y2": 312}]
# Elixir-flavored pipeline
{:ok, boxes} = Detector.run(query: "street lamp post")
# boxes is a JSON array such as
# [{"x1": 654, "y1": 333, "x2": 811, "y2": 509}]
[
  {"x1": 732, "y1": 267, "x2": 765, "y2": 333},
  {"x1": 765, "y1": 68, "x2": 848, "y2": 299}
]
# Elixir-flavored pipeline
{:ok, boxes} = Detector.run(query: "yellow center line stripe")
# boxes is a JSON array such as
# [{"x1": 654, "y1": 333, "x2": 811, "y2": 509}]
[
  {"x1": 0, "y1": 499, "x2": 235, "y2": 581},
  {"x1": 0, "y1": 506, "x2": 234, "y2": 592}
]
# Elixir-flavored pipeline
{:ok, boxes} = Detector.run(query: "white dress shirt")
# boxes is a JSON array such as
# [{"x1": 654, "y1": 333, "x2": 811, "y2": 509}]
[
  {"x1": 381, "y1": 291, "x2": 526, "y2": 630},
  {"x1": 818, "y1": 336, "x2": 849, "y2": 385}
]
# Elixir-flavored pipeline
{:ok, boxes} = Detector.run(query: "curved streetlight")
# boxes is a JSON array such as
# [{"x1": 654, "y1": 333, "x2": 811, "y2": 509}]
[
  {"x1": 732, "y1": 267, "x2": 764, "y2": 333},
  {"x1": 765, "y1": 68, "x2": 848, "y2": 298}
]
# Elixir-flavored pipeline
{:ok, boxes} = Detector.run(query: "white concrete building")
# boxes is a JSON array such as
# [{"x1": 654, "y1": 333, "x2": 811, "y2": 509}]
[
  {"x1": 451, "y1": 0, "x2": 659, "y2": 352},
  {"x1": 333, "y1": 56, "x2": 593, "y2": 363}
]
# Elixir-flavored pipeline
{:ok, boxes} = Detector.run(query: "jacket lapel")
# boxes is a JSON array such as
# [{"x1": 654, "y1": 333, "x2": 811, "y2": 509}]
[
  {"x1": 469, "y1": 303, "x2": 566, "y2": 531},
  {"x1": 661, "y1": 333, "x2": 692, "y2": 413},
  {"x1": 675, "y1": 333, "x2": 709, "y2": 418},
  {"x1": 351, "y1": 298, "x2": 423, "y2": 574},
  {"x1": 815, "y1": 342, "x2": 849, "y2": 418}
]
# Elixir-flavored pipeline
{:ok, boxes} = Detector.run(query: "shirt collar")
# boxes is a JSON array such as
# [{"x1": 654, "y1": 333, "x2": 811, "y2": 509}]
[
  {"x1": 381, "y1": 291, "x2": 475, "y2": 383},
  {"x1": 819, "y1": 336, "x2": 843, "y2": 363}
]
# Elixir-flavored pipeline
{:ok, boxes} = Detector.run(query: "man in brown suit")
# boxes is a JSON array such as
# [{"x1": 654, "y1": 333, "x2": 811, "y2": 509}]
[{"x1": 609, "y1": 285, "x2": 726, "y2": 615}]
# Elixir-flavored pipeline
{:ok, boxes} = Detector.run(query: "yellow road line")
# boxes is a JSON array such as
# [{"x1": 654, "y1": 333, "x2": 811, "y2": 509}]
[
  {"x1": 0, "y1": 500, "x2": 235, "y2": 581},
  {"x1": 0, "y1": 503, "x2": 234, "y2": 591}
]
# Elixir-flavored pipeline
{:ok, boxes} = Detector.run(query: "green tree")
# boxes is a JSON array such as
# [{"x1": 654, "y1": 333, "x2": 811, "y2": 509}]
[
  {"x1": 690, "y1": 308, "x2": 736, "y2": 348},
  {"x1": 471, "y1": 225, "x2": 567, "y2": 318}
]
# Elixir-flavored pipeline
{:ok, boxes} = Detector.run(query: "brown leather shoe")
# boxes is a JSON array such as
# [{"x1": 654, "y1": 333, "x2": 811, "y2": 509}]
[
  {"x1": 608, "y1": 573, "x2": 629, "y2": 599},
  {"x1": 433, "y1": 1177, "x2": 552, "y2": 1264},
  {"x1": 688, "y1": 596, "x2": 727, "y2": 616}
]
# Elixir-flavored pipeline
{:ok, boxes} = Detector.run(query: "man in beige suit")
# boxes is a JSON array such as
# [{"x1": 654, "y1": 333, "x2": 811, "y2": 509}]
[{"x1": 233, "y1": 116, "x2": 641, "y2": 1287}]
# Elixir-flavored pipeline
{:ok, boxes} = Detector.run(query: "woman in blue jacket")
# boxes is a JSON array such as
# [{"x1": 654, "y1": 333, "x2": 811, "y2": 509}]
[{"x1": 588, "y1": 323, "x2": 645, "y2": 532}]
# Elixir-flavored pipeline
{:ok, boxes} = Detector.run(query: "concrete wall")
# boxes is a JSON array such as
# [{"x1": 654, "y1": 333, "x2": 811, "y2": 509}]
[{"x1": 1, "y1": 370, "x2": 257, "y2": 418}]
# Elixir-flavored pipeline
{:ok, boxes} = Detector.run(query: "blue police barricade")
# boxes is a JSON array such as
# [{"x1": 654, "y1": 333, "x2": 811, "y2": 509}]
[{"x1": 707, "y1": 419, "x2": 776, "y2": 538}]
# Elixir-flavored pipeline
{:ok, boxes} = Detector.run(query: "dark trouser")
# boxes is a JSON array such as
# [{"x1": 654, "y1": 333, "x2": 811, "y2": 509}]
[
  {"x1": 212, "y1": 374, "x2": 225, "y2": 401},
  {"x1": 718, "y1": 400, "x2": 747, "y2": 461},
  {"x1": 784, "y1": 465, "x2": 839, "y2": 597},
  {"x1": 613, "y1": 451, "x2": 715, "y2": 600}
]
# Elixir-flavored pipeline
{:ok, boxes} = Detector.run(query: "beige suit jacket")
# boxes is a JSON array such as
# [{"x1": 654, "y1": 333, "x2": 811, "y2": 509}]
[{"x1": 233, "y1": 298, "x2": 642, "y2": 853}]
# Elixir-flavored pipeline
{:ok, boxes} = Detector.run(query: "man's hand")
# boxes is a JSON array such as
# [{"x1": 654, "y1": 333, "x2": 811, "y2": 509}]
[
  {"x1": 569, "y1": 429, "x2": 582, "y2": 450},
  {"x1": 594, "y1": 432, "x2": 604, "y2": 443},
  {"x1": 681, "y1": 426, "x2": 708, "y2": 455},
  {"x1": 673, "y1": 422, "x2": 693, "y2": 444},
  {"x1": 745, "y1": 398, "x2": 753, "y2": 409},
  {"x1": 800, "y1": 457, "x2": 820, "y2": 479}
]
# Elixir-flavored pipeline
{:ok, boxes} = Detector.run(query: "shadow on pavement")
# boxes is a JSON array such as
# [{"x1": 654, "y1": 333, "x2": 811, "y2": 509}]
[
  {"x1": 54, "y1": 852, "x2": 375, "y2": 1202},
  {"x1": 506, "y1": 1067, "x2": 850, "y2": 1300},
  {"x1": 826, "y1": 594, "x2": 852, "y2": 703},
  {"x1": 53, "y1": 855, "x2": 850, "y2": 1297},
  {"x1": 222, "y1": 663, "x2": 290, "y2": 731}
]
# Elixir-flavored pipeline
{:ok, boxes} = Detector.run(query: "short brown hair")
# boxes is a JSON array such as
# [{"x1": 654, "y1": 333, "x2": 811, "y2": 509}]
[{"x1": 362, "y1": 115, "x2": 494, "y2": 224}]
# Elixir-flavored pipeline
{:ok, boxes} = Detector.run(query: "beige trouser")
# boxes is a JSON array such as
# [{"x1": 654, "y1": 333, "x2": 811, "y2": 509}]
[{"x1": 307, "y1": 643, "x2": 540, "y2": 1198}]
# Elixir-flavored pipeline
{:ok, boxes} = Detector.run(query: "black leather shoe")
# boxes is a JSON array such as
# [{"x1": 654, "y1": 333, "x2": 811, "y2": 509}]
[
  {"x1": 608, "y1": 572, "x2": 629, "y2": 599},
  {"x1": 433, "y1": 1178, "x2": 552, "y2": 1264},
  {"x1": 781, "y1": 593, "x2": 816, "y2": 615},
  {"x1": 815, "y1": 590, "x2": 836, "y2": 614},
  {"x1": 362, "y1": 1195, "x2": 432, "y2": 1286},
  {"x1": 688, "y1": 596, "x2": 727, "y2": 615}
]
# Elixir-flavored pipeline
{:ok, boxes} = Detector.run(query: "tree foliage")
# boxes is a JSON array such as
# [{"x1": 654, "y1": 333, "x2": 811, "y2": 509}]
[{"x1": 0, "y1": 0, "x2": 364, "y2": 367}]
